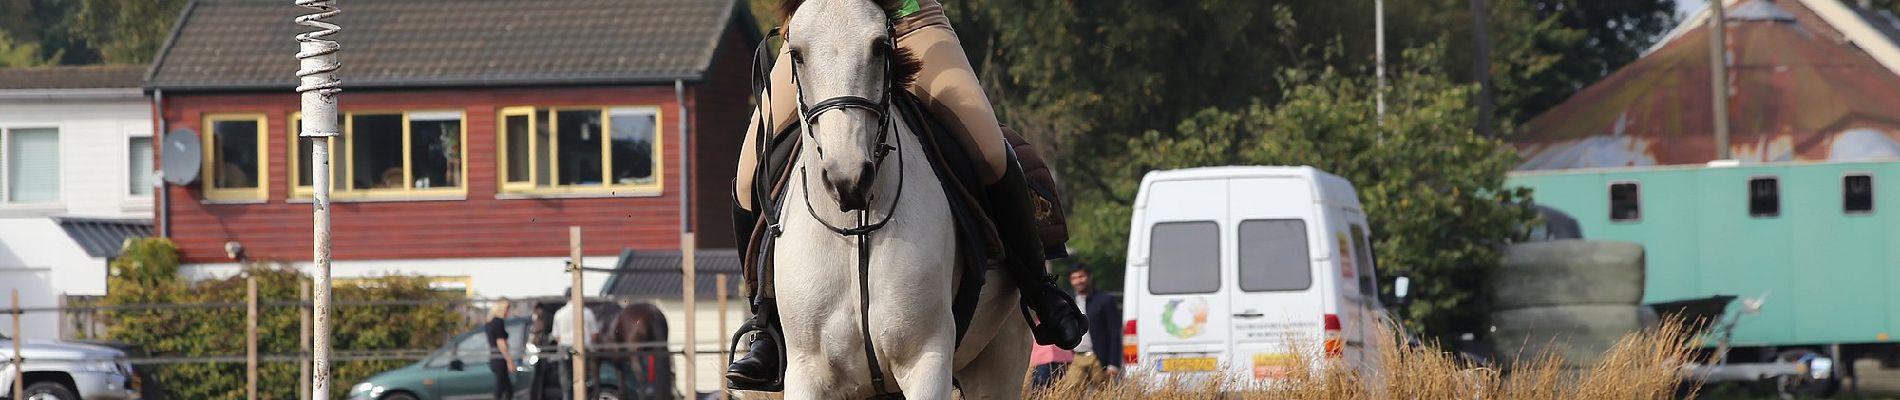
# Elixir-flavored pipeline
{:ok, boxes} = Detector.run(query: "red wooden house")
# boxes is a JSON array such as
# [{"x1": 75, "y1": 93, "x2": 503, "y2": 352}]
[{"x1": 147, "y1": 0, "x2": 759, "y2": 297}]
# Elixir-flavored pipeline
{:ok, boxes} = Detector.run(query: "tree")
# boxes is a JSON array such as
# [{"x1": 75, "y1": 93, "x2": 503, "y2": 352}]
[
  {"x1": 1088, "y1": 45, "x2": 1538, "y2": 340},
  {"x1": 66, "y1": 0, "x2": 185, "y2": 64},
  {"x1": 0, "y1": 30, "x2": 55, "y2": 67}
]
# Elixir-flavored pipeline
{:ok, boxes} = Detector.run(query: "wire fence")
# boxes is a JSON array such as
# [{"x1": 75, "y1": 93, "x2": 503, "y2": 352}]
[{"x1": 3, "y1": 271, "x2": 746, "y2": 400}]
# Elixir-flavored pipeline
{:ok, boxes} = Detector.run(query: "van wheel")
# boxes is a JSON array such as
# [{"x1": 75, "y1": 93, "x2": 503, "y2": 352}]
[
  {"x1": 22, "y1": 382, "x2": 79, "y2": 400},
  {"x1": 379, "y1": 392, "x2": 419, "y2": 400},
  {"x1": 1777, "y1": 350, "x2": 1840, "y2": 398}
]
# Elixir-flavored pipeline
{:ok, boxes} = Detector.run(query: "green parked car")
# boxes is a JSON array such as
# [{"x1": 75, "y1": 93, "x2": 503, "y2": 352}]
[{"x1": 348, "y1": 317, "x2": 631, "y2": 400}]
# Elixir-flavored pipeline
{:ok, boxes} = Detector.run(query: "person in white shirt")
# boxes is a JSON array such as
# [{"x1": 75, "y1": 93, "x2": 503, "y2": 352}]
[{"x1": 551, "y1": 289, "x2": 598, "y2": 400}]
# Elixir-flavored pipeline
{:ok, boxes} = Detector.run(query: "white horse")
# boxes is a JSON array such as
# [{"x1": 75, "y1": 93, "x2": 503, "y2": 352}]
[{"x1": 761, "y1": 0, "x2": 1032, "y2": 399}]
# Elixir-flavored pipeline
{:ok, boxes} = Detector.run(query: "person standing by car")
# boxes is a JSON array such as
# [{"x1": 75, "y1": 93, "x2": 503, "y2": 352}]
[
  {"x1": 486, "y1": 298, "x2": 518, "y2": 400},
  {"x1": 551, "y1": 289, "x2": 598, "y2": 400},
  {"x1": 1061, "y1": 265, "x2": 1121, "y2": 385}
]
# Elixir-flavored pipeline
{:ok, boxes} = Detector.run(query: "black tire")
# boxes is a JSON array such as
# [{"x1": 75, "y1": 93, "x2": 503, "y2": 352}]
[
  {"x1": 593, "y1": 386, "x2": 622, "y2": 400},
  {"x1": 379, "y1": 391, "x2": 419, "y2": 400},
  {"x1": 1490, "y1": 304, "x2": 1643, "y2": 369},
  {"x1": 1493, "y1": 240, "x2": 1645, "y2": 309},
  {"x1": 22, "y1": 381, "x2": 79, "y2": 400}
]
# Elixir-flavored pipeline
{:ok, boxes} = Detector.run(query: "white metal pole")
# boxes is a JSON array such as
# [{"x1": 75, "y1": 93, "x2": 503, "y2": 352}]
[
  {"x1": 294, "y1": 1, "x2": 341, "y2": 399},
  {"x1": 1375, "y1": 0, "x2": 1387, "y2": 125}
]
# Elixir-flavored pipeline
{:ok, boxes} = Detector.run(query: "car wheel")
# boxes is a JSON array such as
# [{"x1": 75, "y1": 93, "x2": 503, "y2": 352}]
[
  {"x1": 23, "y1": 382, "x2": 79, "y2": 400},
  {"x1": 380, "y1": 392, "x2": 420, "y2": 400},
  {"x1": 593, "y1": 386, "x2": 622, "y2": 400}
]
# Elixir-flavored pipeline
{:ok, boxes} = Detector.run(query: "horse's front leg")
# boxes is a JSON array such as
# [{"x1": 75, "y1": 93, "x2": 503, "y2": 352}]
[{"x1": 887, "y1": 327, "x2": 955, "y2": 400}]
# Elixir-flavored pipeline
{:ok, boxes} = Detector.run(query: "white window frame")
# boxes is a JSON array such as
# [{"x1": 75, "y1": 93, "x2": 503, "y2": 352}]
[
  {"x1": 0, "y1": 126, "x2": 65, "y2": 208},
  {"x1": 125, "y1": 127, "x2": 156, "y2": 200}
]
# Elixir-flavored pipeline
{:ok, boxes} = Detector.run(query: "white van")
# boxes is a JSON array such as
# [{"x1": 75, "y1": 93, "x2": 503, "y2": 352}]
[{"x1": 1120, "y1": 166, "x2": 1395, "y2": 381}]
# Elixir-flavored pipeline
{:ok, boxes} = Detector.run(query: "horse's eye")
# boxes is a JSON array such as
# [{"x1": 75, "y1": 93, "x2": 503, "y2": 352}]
[{"x1": 789, "y1": 49, "x2": 805, "y2": 64}]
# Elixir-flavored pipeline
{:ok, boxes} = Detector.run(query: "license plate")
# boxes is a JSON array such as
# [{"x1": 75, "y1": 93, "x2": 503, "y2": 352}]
[
  {"x1": 1160, "y1": 357, "x2": 1218, "y2": 372},
  {"x1": 1252, "y1": 353, "x2": 1296, "y2": 379}
]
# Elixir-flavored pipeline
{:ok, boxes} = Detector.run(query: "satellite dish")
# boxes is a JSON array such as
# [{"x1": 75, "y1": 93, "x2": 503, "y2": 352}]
[{"x1": 160, "y1": 128, "x2": 202, "y2": 186}]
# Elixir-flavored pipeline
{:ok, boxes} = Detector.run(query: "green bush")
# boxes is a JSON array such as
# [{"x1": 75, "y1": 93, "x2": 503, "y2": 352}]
[{"x1": 106, "y1": 238, "x2": 464, "y2": 400}]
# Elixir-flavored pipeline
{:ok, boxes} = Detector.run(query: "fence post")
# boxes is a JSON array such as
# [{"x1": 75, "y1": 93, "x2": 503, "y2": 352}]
[
  {"x1": 716, "y1": 273, "x2": 728, "y2": 399},
  {"x1": 569, "y1": 226, "x2": 586, "y2": 400},
  {"x1": 247, "y1": 276, "x2": 258, "y2": 400},
  {"x1": 681, "y1": 234, "x2": 697, "y2": 396},
  {"x1": 300, "y1": 280, "x2": 311, "y2": 400},
  {"x1": 11, "y1": 289, "x2": 21, "y2": 400}
]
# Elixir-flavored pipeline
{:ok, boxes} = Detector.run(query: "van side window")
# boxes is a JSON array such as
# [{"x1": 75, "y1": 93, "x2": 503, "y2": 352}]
[
  {"x1": 1349, "y1": 225, "x2": 1377, "y2": 298},
  {"x1": 1749, "y1": 177, "x2": 1779, "y2": 218},
  {"x1": 1845, "y1": 174, "x2": 1874, "y2": 214},
  {"x1": 1609, "y1": 182, "x2": 1640, "y2": 222},
  {"x1": 1149, "y1": 221, "x2": 1221, "y2": 295},
  {"x1": 1239, "y1": 219, "x2": 1311, "y2": 292}
]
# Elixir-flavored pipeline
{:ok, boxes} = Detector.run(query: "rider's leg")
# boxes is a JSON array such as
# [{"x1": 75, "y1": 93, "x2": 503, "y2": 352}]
[
  {"x1": 899, "y1": 24, "x2": 1086, "y2": 348},
  {"x1": 727, "y1": 46, "x2": 796, "y2": 387}
]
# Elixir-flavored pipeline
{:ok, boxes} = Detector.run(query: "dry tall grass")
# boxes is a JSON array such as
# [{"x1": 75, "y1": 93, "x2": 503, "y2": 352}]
[{"x1": 1026, "y1": 320, "x2": 1701, "y2": 400}]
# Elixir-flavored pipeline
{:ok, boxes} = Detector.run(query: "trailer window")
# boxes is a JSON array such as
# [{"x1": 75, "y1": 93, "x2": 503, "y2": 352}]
[
  {"x1": 1845, "y1": 174, "x2": 1873, "y2": 214},
  {"x1": 1749, "y1": 177, "x2": 1779, "y2": 218},
  {"x1": 1609, "y1": 182, "x2": 1640, "y2": 222},
  {"x1": 1149, "y1": 221, "x2": 1221, "y2": 295},
  {"x1": 1239, "y1": 219, "x2": 1310, "y2": 292}
]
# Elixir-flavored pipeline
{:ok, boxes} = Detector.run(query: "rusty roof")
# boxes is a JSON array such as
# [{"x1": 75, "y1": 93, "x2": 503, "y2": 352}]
[
  {"x1": 0, "y1": 65, "x2": 145, "y2": 90},
  {"x1": 148, "y1": 0, "x2": 758, "y2": 91},
  {"x1": 1512, "y1": 0, "x2": 1900, "y2": 169}
]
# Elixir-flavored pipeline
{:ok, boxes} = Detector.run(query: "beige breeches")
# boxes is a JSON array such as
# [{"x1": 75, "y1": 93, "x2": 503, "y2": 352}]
[{"x1": 733, "y1": 24, "x2": 1009, "y2": 210}]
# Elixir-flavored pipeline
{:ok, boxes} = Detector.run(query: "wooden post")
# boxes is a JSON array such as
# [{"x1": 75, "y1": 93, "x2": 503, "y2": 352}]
[
  {"x1": 300, "y1": 281, "x2": 311, "y2": 400},
  {"x1": 681, "y1": 234, "x2": 697, "y2": 397},
  {"x1": 11, "y1": 289, "x2": 22, "y2": 400},
  {"x1": 570, "y1": 227, "x2": 586, "y2": 400},
  {"x1": 247, "y1": 276, "x2": 258, "y2": 400},
  {"x1": 716, "y1": 273, "x2": 728, "y2": 399}
]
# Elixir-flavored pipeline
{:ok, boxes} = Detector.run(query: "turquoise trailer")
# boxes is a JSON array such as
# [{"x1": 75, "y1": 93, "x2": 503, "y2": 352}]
[{"x1": 1507, "y1": 161, "x2": 1900, "y2": 383}]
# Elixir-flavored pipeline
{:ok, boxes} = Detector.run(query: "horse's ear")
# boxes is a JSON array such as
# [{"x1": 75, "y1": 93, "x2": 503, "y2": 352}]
[
  {"x1": 891, "y1": 45, "x2": 922, "y2": 91},
  {"x1": 776, "y1": 0, "x2": 804, "y2": 32}
]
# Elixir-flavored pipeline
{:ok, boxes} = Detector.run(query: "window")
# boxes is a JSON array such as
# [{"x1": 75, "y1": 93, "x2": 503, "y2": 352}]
[
  {"x1": 3, "y1": 128, "x2": 59, "y2": 203},
  {"x1": 1349, "y1": 225, "x2": 1378, "y2": 298},
  {"x1": 1238, "y1": 219, "x2": 1310, "y2": 292},
  {"x1": 439, "y1": 319, "x2": 526, "y2": 367},
  {"x1": 1609, "y1": 181, "x2": 1640, "y2": 222},
  {"x1": 498, "y1": 106, "x2": 662, "y2": 194},
  {"x1": 128, "y1": 137, "x2": 153, "y2": 196},
  {"x1": 1749, "y1": 177, "x2": 1779, "y2": 218},
  {"x1": 1845, "y1": 174, "x2": 1874, "y2": 214},
  {"x1": 293, "y1": 111, "x2": 464, "y2": 197},
  {"x1": 290, "y1": 113, "x2": 339, "y2": 194},
  {"x1": 203, "y1": 114, "x2": 267, "y2": 200},
  {"x1": 1149, "y1": 221, "x2": 1221, "y2": 295}
]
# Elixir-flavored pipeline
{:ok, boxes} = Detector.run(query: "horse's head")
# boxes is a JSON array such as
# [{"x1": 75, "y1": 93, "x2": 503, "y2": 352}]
[{"x1": 783, "y1": 0, "x2": 918, "y2": 211}]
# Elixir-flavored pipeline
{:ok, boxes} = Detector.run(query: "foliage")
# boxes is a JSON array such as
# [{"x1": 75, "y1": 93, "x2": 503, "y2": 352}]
[
  {"x1": 105, "y1": 238, "x2": 465, "y2": 400},
  {"x1": 0, "y1": 30, "x2": 55, "y2": 67},
  {"x1": 1080, "y1": 45, "x2": 1538, "y2": 340},
  {"x1": 1026, "y1": 319, "x2": 1700, "y2": 399},
  {"x1": 65, "y1": 0, "x2": 185, "y2": 64}
]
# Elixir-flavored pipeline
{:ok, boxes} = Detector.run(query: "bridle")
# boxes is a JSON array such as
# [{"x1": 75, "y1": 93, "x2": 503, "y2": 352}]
[
  {"x1": 786, "y1": 20, "x2": 907, "y2": 238},
  {"x1": 746, "y1": 17, "x2": 911, "y2": 398}
]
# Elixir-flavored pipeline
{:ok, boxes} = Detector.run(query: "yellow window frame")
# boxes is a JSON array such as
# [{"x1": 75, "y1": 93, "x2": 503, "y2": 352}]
[
  {"x1": 291, "y1": 110, "x2": 469, "y2": 199},
  {"x1": 201, "y1": 113, "x2": 269, "y2": 201},
  {"x1": 497, "y1": 105, "x2": 665, "y2": 195},
  {"x1": 287, "y1": 112, "x2": 339, "y2": 198}
]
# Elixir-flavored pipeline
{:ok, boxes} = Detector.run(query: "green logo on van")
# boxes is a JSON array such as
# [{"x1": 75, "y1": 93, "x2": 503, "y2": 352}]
[{"x1": 1162, "y1": 298, "x2": 1210, "y2": 338}]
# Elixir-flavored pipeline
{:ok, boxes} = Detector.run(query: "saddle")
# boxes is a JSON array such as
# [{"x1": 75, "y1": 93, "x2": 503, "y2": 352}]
[{"x1": 740, "y1": 92, "x2": 1070, "y2": 344}]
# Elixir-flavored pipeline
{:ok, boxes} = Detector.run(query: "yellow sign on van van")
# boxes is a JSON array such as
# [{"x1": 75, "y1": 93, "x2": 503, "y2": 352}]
[{"x1": 1161, "y1": 357, "x2": 1218, "y2": 372}]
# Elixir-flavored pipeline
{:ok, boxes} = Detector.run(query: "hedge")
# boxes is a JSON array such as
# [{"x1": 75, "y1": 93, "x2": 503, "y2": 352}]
[{"x1": 105, "y1": 238, "x2": 466, "y2": 400}]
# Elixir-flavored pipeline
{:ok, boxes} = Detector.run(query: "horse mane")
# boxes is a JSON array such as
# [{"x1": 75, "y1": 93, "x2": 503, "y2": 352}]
[{"x1": 776, "y1": 0, "x2": 924, "y2": 91}]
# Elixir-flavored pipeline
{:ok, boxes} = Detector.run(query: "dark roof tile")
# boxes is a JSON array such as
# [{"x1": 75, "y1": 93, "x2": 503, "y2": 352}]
[
  {"x1": 600, "y1": 248, "x2": 743, "y2": 299},
  {"x1": 54, "y1": 217, "x2": 153, "y2": 258},
  {"x1": 150, "y1": 0, "x2": 748, "y2": 90},
  {"x1": 0, "y1": 66, "x2": 145, "y2": 90}
]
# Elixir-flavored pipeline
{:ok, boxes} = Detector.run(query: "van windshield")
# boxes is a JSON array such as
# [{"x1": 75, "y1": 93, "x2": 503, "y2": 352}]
[
  {"x1": 1148, "y1": 221, "x2": 1221, "y2": 294},
  {"x1": 1239, "y1": 219, "x2": 1311, "y2": 292}
]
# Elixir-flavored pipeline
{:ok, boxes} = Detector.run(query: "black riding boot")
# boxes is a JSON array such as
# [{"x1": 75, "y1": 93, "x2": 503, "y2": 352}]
[
  {"x1": 725, "y1": 298, "x2": 782, "y2": 388},
  {"x1": 988, "y1": 159, "x2": 1088, "y2": 349}
]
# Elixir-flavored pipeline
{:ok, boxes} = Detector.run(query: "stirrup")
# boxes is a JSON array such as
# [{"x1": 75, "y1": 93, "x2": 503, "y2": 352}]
[{"x1": 725, "y1": 321, "x2": 787, "y2": 392}]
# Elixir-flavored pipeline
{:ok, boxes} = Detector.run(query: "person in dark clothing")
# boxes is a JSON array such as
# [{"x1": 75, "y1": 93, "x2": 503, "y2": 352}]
[
  {"x1": 1066, "y1": 265, "x2": 1122, "y2": 382},
  {"x1": 485, "y1": 298, "x2": 517, "y2": 400}
]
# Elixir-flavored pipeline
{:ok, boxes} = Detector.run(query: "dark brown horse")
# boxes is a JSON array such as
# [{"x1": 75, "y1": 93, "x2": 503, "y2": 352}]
[{"x1": 601, "y1": 301, "x2": 672, "y2": 400}]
